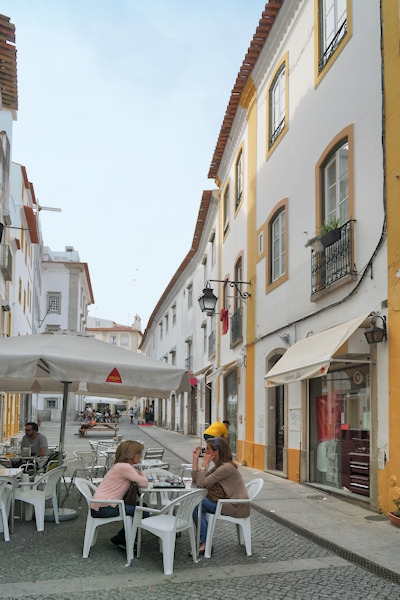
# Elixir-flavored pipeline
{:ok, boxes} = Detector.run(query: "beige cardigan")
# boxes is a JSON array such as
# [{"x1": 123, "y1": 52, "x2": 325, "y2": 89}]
[{"x1": 192, "y1": 461, "x2": 250, "y2": 518}]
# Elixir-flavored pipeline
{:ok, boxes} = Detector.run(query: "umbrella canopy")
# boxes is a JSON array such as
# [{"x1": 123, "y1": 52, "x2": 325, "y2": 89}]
[
  {"x1": 0, "y1": 330, "x2": 190, "y2": 463},
  {"x1": 0, "y1": 330, "x2": 190, "y2": 398}
]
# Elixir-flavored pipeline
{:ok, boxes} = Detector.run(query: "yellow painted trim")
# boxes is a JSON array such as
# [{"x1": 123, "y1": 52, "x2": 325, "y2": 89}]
[
  {"x1": 381, "y1": 0, "x2": 400, "y2": 515},
  {"x1": 266, "y1": 52, "x2": 289, "y2": 160},
  {"x1": 287, "y1": 448, "x2": 301, "y2": 483},
  {"x1": 314, "y1": 0, "x2": 353, "y2": 88},
  {"x1": 240, "y1": 76, "x2": 256, "y2": 111}
]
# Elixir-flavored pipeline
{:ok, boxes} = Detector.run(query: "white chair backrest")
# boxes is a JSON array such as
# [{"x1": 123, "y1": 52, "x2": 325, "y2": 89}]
[
  {"x1": 66, "y1": 457, "x2": 86, "y2": 477},
  {"x1": 245, "y1": 478, "x2": 264, "y2": 501},
  {"x1": 141, "y1": 467, "x2": 175, "y2": 480},
  {"x1": 173, "y1": 489, "x2": 207, "y2": 528},
  {"x1": 35, "y1": 466, "x2": 66, "y2": 496},
  {"x1": 144, "y1": 448, "x2": 164, "y2": 460},
  {"x1": 74, "y1": 477, "x2": 98, "y2": 505},
  {"x1": 0, "y1": 475, "x2": 17, "y2": 495}
]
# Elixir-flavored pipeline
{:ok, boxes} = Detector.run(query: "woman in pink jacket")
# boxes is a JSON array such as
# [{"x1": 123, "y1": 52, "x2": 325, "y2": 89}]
[{"x1": 91, "y1": 439, "x2": 148, "y2": 549}]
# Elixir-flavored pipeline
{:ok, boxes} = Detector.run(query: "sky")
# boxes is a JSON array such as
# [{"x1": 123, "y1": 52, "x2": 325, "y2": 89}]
[{"x1": 1, "y1": 0, "x2": 266, "y2": 329}]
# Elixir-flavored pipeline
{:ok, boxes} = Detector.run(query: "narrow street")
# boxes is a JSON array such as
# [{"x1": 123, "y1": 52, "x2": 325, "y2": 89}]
[{"x1": 1, "y1": 417, "x2": 400, "y2": 600}]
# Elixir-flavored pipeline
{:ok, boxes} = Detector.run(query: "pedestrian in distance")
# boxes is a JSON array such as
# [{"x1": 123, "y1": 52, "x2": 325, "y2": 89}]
[
  {"x1": 129, "y1": 407, "x2": 135, "y2": 424},
  {"x1": 203, "y1": 420, "x2": 230, "y2": 441}
]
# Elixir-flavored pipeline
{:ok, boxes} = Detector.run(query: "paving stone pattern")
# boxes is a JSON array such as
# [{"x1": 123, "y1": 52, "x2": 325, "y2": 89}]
[{"x1": 1, "y1": 420, "x2": 400, "y2": 600}]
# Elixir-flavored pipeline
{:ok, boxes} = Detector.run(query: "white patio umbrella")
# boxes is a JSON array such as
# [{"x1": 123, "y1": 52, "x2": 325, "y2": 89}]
[{"x1": 0, "y1": 330, "x2": 190, "y2": 466}]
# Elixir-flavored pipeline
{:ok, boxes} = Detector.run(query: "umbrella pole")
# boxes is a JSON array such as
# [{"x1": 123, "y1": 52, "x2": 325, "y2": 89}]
[
  {"x1": 45, "y1": 380, "x2": 78, "y2": 522},
  {"x1": 58, "y1": 381, "x2": 71, "y2": 466}
]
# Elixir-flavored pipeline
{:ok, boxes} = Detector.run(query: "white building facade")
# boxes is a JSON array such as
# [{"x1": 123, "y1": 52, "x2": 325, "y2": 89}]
[{"x1": 141, "y1": 1, "x2": 395, "y2": 512}]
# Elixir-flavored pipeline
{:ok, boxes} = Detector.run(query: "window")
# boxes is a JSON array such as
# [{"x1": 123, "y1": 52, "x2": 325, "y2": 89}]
[
  {"x1": 235, "y1": 150, "x2": 243, "y2": 210},
  {"x1": 266, "y1": 199, "x2": 289, "y2": 292},
  {"x1": 258, "y1": 231, "x2": 264, "y2": 256},
  {"x1": 269, "y1": 65, "x2": 286, "y2": 149},
  {"x1": 323, "y1": 140, "x2": 348, "y2": 224},
  {"x1": 312, "y1": 127, "x2": 354, "y2": 297},
  {"x1": 18, "y1": 278, "x2": 22, "y2": 304},
  {"x1": 120, "y1": 334, "x2": 129, "y2": 347},
  {"x1": 109, "y1": 335, "x2": 117, "y2": 345},
  {"x1": 223, "y1": 185, "x2": 230, "y2": 236},
  {"x1": 202, "y1": 255, "x2": 207, "y2": 286},
  {"x1": 187, "y1": 283, "x2": 193, "y2": 309},
  {"x1": 271, "y1": 210, "x2": 286, "y2": 282},
  {"x1": 46, "y1": 398, "x2": 57, "y2": 409},
  {"x1": 170, "y1": 348, "x2": 176, "y2": 365},
  {"x1": 159, "y1": 321, "x2": 163, "y2": 340},
  {"x1": 209, "y1": 231, "x2": 216, "y2": 266},
  {"x1": 172, "y1": 304, "x2": 177, "y2": 326},
  {"x1": 317, "y1": 0, "x2": 350, "y2": 78},
  {"x1": 201, "y1": 321, "x2": 207, "y2": 353},
  {"x1": 165, "y1": 313, "x2": 169, "y2": 334},
  {"x1": 48, "y1": 293, "x2": 61, "y2": 313}
]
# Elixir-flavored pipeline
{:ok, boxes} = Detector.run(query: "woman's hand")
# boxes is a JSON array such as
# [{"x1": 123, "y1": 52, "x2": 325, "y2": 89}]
[{"x1": 192, "y1": 445, "x2": 201, "y2": 458}]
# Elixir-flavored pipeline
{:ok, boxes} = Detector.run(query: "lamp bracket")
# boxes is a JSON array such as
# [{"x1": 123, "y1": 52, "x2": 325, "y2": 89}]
[{"x1": 207, "y1": 279, "x2": 251, "y2": 300}]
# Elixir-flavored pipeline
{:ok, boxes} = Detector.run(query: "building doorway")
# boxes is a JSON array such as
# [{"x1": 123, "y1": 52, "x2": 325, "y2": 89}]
[{"x1": 224, "y1": 371, "x2": 238, "y2": 454}]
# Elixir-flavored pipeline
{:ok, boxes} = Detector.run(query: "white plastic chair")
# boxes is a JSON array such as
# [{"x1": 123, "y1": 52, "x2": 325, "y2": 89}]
[
  {"x1": 204, "y1": 477, "x2": 264, "y2": 558},
  {"x1": 132, "y1": 488, "x2": 207, "y2": 575},
  {"x1": 74, "y1": 478, "x2": 134, "y2": 566},
  {"x1": 60, "y1": 457, "x2": 90, "y2": 506},
  {"x1": 0, "y1": 476, "x2": 18, "y2": 541},
  {"x1": 14, "y1": 466, "x2": 66, "y2": 532},
  {"x1": 73, "y1": 450, "x2": 105, "y2": 482}
]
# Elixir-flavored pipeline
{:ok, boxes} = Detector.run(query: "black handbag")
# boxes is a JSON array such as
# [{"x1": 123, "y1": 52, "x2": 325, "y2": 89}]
[{"x1": 123, "y1": 481, "x2": 139, "y2": 506}]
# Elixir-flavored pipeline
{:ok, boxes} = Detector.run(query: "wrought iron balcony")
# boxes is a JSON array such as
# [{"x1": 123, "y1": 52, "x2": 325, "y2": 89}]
[
  {"x1": 318, "y1": 21, "x2": 347, "y2": 73},
  {"x1": 230, "y1": 307, "x2": 243, "y2": 346},
  {"x1": 310, "y1": 220, "x2": 356, "y2": 296},
  {"x1": 0, "y1": 244, "x2": 12, "y2": 281}
]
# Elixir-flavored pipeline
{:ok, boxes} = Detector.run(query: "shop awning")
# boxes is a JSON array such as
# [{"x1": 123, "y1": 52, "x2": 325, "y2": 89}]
[{"x1": 264, "y1": 314, "x2": 369, "y2": 387}]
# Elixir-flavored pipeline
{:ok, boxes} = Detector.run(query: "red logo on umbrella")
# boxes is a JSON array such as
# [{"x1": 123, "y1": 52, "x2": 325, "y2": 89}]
[{"x1": 106, "y1": 368, "x2": 122, "y2": 383}]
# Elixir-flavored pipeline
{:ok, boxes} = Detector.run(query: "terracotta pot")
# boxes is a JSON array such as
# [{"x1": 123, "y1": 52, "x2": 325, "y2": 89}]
[{"x1": 388, "y1": 511, "x2": 400, "y2": 527}]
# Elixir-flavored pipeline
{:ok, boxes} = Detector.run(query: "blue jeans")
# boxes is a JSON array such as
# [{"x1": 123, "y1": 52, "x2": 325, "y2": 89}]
[
  {"x1": 91, "y1": 503, "x2": 137, "y2": 518},
  {"x1": 193, "y1": 497, "x2": 217, "y2": 544}
]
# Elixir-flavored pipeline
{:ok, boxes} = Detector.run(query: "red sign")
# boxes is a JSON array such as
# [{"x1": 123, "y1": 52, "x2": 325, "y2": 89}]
[{"x1": 106, "y1": 368, "x2": 122, "y2": 384}]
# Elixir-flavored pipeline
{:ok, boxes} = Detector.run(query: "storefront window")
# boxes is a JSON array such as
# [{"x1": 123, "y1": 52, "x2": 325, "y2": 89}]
[{"x1": 309, "y1": 363, "x2": 370, "y2": 496}]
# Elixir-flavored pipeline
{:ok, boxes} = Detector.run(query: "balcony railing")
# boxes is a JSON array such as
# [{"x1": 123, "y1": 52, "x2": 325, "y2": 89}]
[
  {"x1": 230, "y1": 307, "x2": 243, "y2": 346},
  {"x1": 208, "y1": 329, "x2": 216, "y2": 357},
  {"x1": 318, "y1": 20, "x2": 347, "y2": 73},
  {"x1": 311, "y1": 220, "x2": 356, "y2": 295},
  {"x1": 0, "y1": 244, "x2": 12, "y2": 281}
]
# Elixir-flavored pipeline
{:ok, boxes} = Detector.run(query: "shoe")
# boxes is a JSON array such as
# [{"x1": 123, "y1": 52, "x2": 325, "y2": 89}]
[
  {"x1": 110, "y1": 534, "x2": 126, "y2": 548},
  {"x1": 188, "y1": 546, "x2": 210, "y2": 557}
]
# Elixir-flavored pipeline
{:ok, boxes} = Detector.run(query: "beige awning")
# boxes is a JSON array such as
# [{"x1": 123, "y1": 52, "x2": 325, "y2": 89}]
[{"x1": 264, "y1": 314, "x2": 369, "y2": 387}]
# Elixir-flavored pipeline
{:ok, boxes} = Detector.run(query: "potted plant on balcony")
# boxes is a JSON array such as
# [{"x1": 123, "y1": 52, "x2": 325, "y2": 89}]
[
  {"x1": 319, "y1": 218, "x2": 342, "y2": 248},
  {"x1": 388, "y1": 496, "x2": 400, "y2": 527},
  {"x1": 304, "y1": 218, "x2": 342, "y2": 252}
]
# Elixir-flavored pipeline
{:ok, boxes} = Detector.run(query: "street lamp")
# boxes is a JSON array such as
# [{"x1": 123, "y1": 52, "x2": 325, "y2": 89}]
[
  {"x1": 198, "y1": 279, "x2": 251, "y2": 315},
  {"x1": 198, "y1": 284, "x2": 218, "y2": 315},
  {"x1": 364, "y1": 315, "x2": 387, "y2": 344}
]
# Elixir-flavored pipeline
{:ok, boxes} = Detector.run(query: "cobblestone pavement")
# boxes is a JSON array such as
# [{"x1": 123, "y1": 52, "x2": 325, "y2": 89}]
[{"x1": 2, "y1": 420, "x2": 400, "y2": 600}]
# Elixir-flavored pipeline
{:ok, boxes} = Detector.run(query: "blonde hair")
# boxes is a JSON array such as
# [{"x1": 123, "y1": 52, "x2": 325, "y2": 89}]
[{"x1": 114, "y1": 440, "x2": 144, "y2": 463}]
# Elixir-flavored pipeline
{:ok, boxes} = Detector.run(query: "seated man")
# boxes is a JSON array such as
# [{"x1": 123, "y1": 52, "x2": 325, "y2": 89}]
[
  {"x1": 203, "y1": 420, "x2": 230, "y2": 441},
  {"x1": 21, "y1": 422, "x2": 48, "y2": 458}
]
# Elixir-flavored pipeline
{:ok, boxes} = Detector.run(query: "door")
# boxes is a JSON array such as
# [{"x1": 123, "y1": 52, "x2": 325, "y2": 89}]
[
  {"x1": 275, "y1": 385, "x2": 284, "y2": 471},
  {"x1": 224, "y1": 371, "x2": 238, "y2": 454}
]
